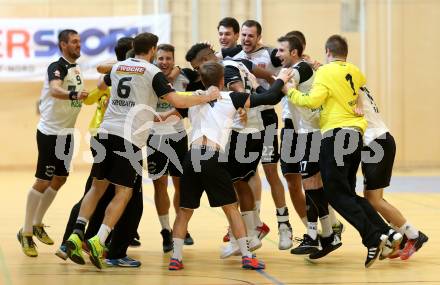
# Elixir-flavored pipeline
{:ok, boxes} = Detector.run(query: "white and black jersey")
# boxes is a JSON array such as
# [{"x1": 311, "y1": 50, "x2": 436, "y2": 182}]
[
  {"x1": 184, "y1": 91, "x2": 249, "y2": 151},
  {"x1": 287, "y1": 61, "x2": 320, "y2": 133},
  {"x1": 37, "y1": 57, "x2": 84, "y2": 135},
  {"x1": 152, "y1": 73, "x2": 189, "y2": 135},
  {"x1": 99, "y1": 58, "x2": 174, "y2": 148},
  {"x1": 223, "y1": 59, "x2": 264, "y2": 133},
  {"x1": 232, "y1": 46, "x2": 281, "y2": 111},
  {"x1": 361, "y1": 87, "x2": 389, "y2": 146}
]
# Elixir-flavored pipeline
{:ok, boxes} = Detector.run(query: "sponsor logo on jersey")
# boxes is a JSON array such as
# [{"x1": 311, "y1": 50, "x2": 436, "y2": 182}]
[{"x1": 116, "y1": 65, "x2": 146, "y2": 75}]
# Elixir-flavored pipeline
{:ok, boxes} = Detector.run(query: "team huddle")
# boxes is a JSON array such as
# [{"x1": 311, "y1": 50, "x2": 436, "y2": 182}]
[{"x1": 17, "y1": 17, "x2": 428, "y2": 271}]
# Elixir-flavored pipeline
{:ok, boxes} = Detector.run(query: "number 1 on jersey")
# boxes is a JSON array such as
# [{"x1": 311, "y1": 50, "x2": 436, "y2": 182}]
[{"x1": 345, "y1": 73, "x2": 356, "y2": 95}]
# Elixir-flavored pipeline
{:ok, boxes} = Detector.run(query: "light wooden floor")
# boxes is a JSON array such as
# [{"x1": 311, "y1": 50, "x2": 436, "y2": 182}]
[{"x1": 1, "y1": 169, "x2": 439, "y2": 285}]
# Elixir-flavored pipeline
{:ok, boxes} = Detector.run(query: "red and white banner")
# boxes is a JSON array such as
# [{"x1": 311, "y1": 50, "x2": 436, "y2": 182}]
[{"x1": 0, "y1": 15, "x2": 171, "y2": 81}]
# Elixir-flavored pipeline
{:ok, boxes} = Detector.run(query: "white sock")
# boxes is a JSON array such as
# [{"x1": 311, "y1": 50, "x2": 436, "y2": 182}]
[
  {"x1": 319, "y1": 215, "x2": 333, "y2": 238},
  {"x1": 237, "y1": 237, "x2": 252, "y2": 258},
  {"x1": 241, "y1": 211, "x2": 256, "y2": 237},
  {"x1": 253, "y1": 207, "x2": 263, "y2": 227},
  {"x1": 255, "y1": 200, "x2": 261, "y2": 214},
  {"x1": 97, "y1": 224, "x2": 112, "y2": 245},
  {"x1": 23, "y1": 188, "x2": 43, "y2": 234},
  {"x1": 328, "y1": 206, "x2": 338, "y2": 226},
  {"x1": 159, "y1": 214, "x2": 171, "y2": 231},
  {"x1": 301, "y1": 216, "x2": 308, "y2": 228},
  {"x1": 307, "y1": 222, "x2": 318, "y2": 240},
  {"x1": 400, "y1": 222, "x2": 419, "y2": 239},
  {"x1": 172, "y1": 238, "x2": 184, "y2": 261},
  {"x1": 33, "y1": 187, "x2": 58, "y2": 225}
]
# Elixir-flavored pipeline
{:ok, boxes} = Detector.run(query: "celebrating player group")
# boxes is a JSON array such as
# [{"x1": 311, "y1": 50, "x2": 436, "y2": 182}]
[{"x1": 17, "y1": 17, "x2": 428, "y2": 271}]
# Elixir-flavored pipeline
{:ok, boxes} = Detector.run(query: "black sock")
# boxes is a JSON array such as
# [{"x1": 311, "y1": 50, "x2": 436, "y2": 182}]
[{"x1": 73, "y1": 220, "x2": 87, "y2": 241}]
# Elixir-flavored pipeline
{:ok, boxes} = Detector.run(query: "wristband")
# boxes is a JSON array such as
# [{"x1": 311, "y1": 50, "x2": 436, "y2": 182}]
[{"x1": 69, "y1": 91, "x2": 78, "y2": 100}]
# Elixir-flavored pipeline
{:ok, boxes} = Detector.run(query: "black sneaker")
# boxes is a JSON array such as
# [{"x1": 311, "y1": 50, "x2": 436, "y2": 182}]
[
  {"x1": 184, "y1": 232, "x2": 194, "y2": 245},
  {"x1": 309, "y1": 233, "x2": 342, "y2": 259},
  {"x1": 365, "y1": 234, "x2": 387, "y2": 268},
  {"x1": 160, "y1": 229, "x2": 173, "y2": 253},
  {"x1": 129, "y1": 238, "x2": 141, "y2": 247},
  {"x1": 290, "y1": 234, "x2": 319, "y2": 255}
]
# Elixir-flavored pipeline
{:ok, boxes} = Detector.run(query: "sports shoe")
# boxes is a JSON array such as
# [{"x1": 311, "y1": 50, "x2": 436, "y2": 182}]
[
  {"x1": 290, "y1": 234, "x2": 319, "y2": 255},
  {"x1": 242, "y1": 255, "x2": 265, "y2": 270},
  {"x1": 400, "y1": 231, "x2": 428, "y2": 260},
  {"x1": 309, "y1": 233, "x2": 342, "y2": 259},
  {"x1": 86, "y1": 236, "x2": 107, "y2": 269},
  {"x1": 365, "y1": 234, "x2": 387, "y2": 268},
  {"x1": 256, "y1": 223, "x2": 270, "y2": 240},
  {"x1": 55, "y1": 244, "x2": 68, "y2": 260},
  {"x1": 168, "y1": 258, "x2": 184, "y2": 270},
  {"x1": 17, "y1": 229, "x2": 38, "y2": 257},
  {"x1": 105, "y1": 256, "x2": 141, "y2": 267},
  {"x1": 160, "y1": 229, "x2": 173, "y2": 253},
  {"x1": 184, "y1": 232, "x2": 194, "y2": 245},
  {"x1": 220, "y1": 239, "x2": 239, "y2": 259},
  {"x1": 278, "y1": 223, "x2": 293, "y2": 250},
  {"x1": 332, "y1": 222, "x2": 344, "y2": 241},
  {"x1": 129, "y1": 238, "x2": 141, "y2": 247},
  {"x1": 380, "y1": 230, "x2": 403, "y2": 260},
  {"x1": 33, "y1": 224, "x2": 54, "y2": 245},
  {"x1": 66, "y1": 233, "x2": 85, "y2": 265}
]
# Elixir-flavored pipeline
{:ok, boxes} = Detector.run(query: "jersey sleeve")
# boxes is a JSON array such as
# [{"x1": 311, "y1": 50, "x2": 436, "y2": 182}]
[
  {"x1": 152, "y1": 72, "x2": 175, "y2": 98},
  {"x1": 47, "y1": 61, "x2": 68, "y2": 82},
  {"x1": 270, "y1": 48, "x2": 282, "y2": 67},
  {"x1": 238, "y1": 59, "x2": 254, "y2": 71},
  {"x1": 229, "y1": 92, "x2": 250, "y2": 110},
  {"x1": 221, "y1": 45, "x2": 243, "y2": 58},
  {"x1": 224, "y1": 66, "x2": 243, "y2": 87},
  {"x1": 293, "y1": 62, "x2": 314, "y2": 83},
  {"x1": 103, "y1": 73, "x2": 112, "y2": 87}
]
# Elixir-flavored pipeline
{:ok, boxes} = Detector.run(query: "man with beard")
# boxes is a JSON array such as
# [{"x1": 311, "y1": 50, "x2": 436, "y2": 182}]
[{"x1": 18, "y1": 29, "x2": 89, "y2": 257}]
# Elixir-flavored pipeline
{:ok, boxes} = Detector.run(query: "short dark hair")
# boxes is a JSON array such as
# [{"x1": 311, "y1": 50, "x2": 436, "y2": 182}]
[
  {"x1": 285, "y1": 30, "x2": 306, "y2": 47},
  {"x1": 217, "y1": 17, "x2": 240, "y2": 34},
  {"x1": 325, "y1": 34, "x2": 348, "y2": 58},
  {"x1": 278, "y1": 35, "x2": 304, "y2": 57},
  {"x1": 58, "y1": 29, "x2": 78, "y2": 51},
  {"x1": 157, "y1": 43, "x2": 175, "y2": 56},
  {"x1": 199, "y1": 61, "x2": 224, "y2": 87},
  {"x1": 115, "y1": 37, "x2": 134, "y2": 61},
  {"x1": 133, "y1": 32, "x2": 159, "y2": 55},
  {"x1": 242, "y1": 20, "x2": 262, "y2": 36},
  {"x1": 185, "y1": 43, "x2": 212, "y2": 62}
]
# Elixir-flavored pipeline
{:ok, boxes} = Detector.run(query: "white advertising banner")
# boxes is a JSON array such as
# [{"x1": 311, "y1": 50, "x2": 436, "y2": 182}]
[{"x1": 0, "y1": 15, "x2": 171, "y2": 81}]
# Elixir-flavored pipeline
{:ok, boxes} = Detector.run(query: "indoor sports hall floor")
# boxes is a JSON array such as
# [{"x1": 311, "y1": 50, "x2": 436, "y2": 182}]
[{"x1": 0, "y1": 169, "x2": 439, "y2": 285}]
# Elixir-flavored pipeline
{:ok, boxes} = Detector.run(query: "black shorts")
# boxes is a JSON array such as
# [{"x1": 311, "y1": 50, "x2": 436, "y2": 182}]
[
  {"x1": 90, "y1": 133, "x2": 142, "y2": 188},
  {"x1": 180, "y1": 147, "x2": 237, "y2": 209},
  {"x1": 280, "y1": 119, "x2": 301, "y2": 175},
  {"x1": 35, "y1": 129, "x2": 74, "y2": 180},
  {"x1": 227, "y1": 130, "x2": 263, "y2": 182},
  {"x1": 298, "y1": 131, "x2": 322, "y2": 179},
  {"x1": 146, "y1": 131, "x2": 188, "y2": 179},
  {"x1": 362, "y1": 132, "x2": 396, "y2": 190},
  {"x1": 260, "y1": 109, "x2": 280, "y2": 164}
]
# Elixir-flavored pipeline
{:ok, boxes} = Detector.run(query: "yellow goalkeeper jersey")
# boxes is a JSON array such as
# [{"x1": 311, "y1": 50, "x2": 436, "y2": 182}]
[
  {"x1": 83, "y1": 88, "x2": 110, "y2": 134},
  {"x1": 287, "y1": 60, "x2": 367, "y2": 134}
]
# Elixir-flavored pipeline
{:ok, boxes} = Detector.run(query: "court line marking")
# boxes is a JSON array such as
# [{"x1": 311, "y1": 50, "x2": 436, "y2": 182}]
[
  {"x1": 0, "y1": 246, "x2": 13, "y2": 285},
  {"x1": 256, "y1": 269, "x2": 285, "y2": 285}
]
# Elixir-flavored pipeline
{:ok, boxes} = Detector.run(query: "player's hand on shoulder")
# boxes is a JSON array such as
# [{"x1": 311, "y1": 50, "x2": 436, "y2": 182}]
[
  {"x1": 277, "y1": 68, "x2": 294, "y2": 84},
  {"x1": 206, "y1": 86, "x2": 220, "y2": 101},
  {"x1": 237, "y1": 107, "x2": 248, "y2": 125}
]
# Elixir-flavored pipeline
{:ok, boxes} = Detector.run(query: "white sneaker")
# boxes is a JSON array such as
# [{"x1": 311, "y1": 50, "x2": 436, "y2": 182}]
[
  {"x1": 220, "y1": 240, "x2": 239, "y2": 259},
  {"x1": 248, "y1": 235, "x2": 263, "y2": 252},
  {"x1": 278, "y1": 223, "x2": 293, "y2": 250}
]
